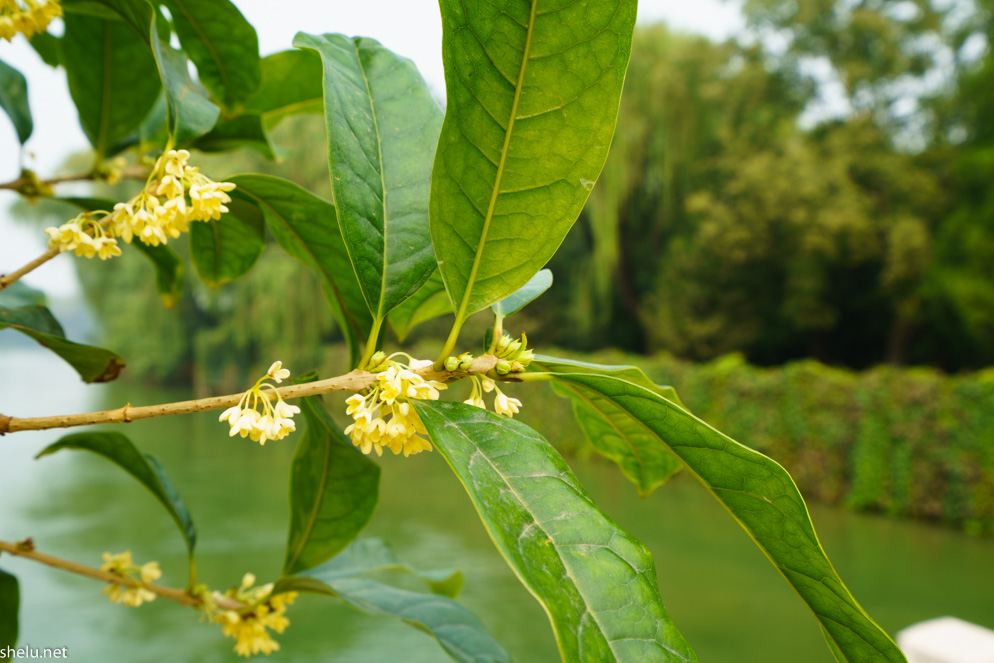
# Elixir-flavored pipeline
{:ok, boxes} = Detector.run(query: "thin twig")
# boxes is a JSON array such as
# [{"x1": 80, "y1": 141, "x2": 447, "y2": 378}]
[
  {"x1": 0, "y1": 355, "x2": 499, "y2": 435},
  {"x1": 0, "y1": 248, "x2": 61, "y2": 292},
  {"x1": 0, "y1": 167, "x2": 150, "y2": 191},
  {"x1": 0, "y1": 539, "x2": 242, "y2": 609}
]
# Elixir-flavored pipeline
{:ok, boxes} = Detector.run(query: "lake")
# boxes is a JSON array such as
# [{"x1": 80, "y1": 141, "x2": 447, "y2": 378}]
[{"x1": 1, "y1": 349, "x2": 992, "y2": 662}]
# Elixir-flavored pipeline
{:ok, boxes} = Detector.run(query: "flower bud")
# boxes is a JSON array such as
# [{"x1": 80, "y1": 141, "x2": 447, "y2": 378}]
[
  {"x1": 495, "y1": 359, "x2": 512, "y2": 375},
  {"x1": 444, "y1": 356, "x2": 460, "y2": 372}
]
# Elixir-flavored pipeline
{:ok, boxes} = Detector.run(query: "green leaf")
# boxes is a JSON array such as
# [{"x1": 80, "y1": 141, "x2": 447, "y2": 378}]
[
  {"x1": 0, "y1": 293, "x2": 125, "y2": 383},
  {"x1": 36, "y1": 432, "x2": 197, "y2": 560},
  {"x1": 29, "y1": 32, "x2": 61, "y2": 67},
  {"x1": 274, "y1": 539, "x2": 509, "y2": 663},
  {"x1": 0, "y1": 58, "x2": 32, "y2": 144},
  {"x1": 388, "y1": 270, "x2": 452, "y2": 342},
  {"x1": 0, "y1": 568, "x2": 17, "y2": 648},
  {"x1": 491, "y1": 268, "x2": 552, "y2": 317},
  {"x1": 415, "y1": 400, "x2": 699, "y2": 663},
  {"x1": 162, "y1": 0, "x2": 261, "y2": 113},
  {"x1": 227, "y1": 173, "x2": 373, "y2": 343},
  {"x1": 536, "y1": 356, "x2": 907, "y2": 663},
  {"x1": 293, "y1": 33, "x2": 443, "y2": 321},
  {"x1": 63, "y1": 0, "x2": 155, "y2": 43},
  {"x1": 192, "y1": 113, "x2": 276, "y2": 160},
  {"x1": 188, "y1": 200, "x2": 265, "y2": 289},
  {"x1": 430, "y1": 0, "x2": 637, "y2": 323},
  {"x1": 283, "y1": 395, "x2": 380, "y2": 575},
  {"x1": 150, "y1": 13, "x2": 220, "y2": 144},
  {"x1": 244, "y1": 50, "x2": 323, "y2": 128},
  {"x1": 62, "y1": 13, "x2": 160, "y2": 154}
]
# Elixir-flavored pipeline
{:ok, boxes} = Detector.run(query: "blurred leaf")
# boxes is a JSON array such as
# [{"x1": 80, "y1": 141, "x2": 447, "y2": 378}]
[
  {"x1": 188, "y1": 202, "x2": 265, "y2": 289},
  {"x1": 415, "y1": 400, "x2": 699, "y2": 663},
  {"x1": 0, "y1": 299, "x2": 125, "y2": 383},
  {"x1": 37, "y1": 432, "x2": 197, "y2": 561},
  {"x1": 29, "y1": 32, "x2": 60, "y2": 67},
  {"x1": 283, "y1": 394, "x2": 380, "y2": 575},
  {"x1": 294, "y1": 33, "x2": 443, "y2": 320},
  {"x1": 274, "y1": 539, "x2": 508, "y2": 663},
  {"x1": 537, "y1": 356, "x2": 907, "y2": 663},
  {"x1": 62, "y1": 13, "x2": 160, "y2": 154},
  {"x1": 388, "y1": 270, "x2": 452, "y2": 342},
  {"x1": 0, "y1": 58, "x2": 32, "y2": 144},
  {"x1": 150, "y1": 13, "x2": 220, "y2": 144},
  {"x1": 0, "y1": 569, "x2": 17, "y2": 648},
  {"x1": 62, "y1": 0, "x2": 154, "y2": 43},
  {"x1": 491, "y1": 269, "x2": 552, "y2": 318},
  {"x1": 192, "y1": 113, "x2": 275, "y2": 159},
  {"x1": 430, "y1": 0, "x2": 637, "y2": 321},
  {"x1": 162, "y1": 0, "x2": 261, "y2": 113},
  {"x1": 244, "y1": 50, "x2": 323, "y2": 129},
  {"x1": 227, "y1": 173, "x2": 373, "y2": 345}
]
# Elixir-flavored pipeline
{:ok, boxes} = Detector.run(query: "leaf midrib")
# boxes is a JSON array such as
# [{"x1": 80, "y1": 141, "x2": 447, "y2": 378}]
[
  {"x1": 171, "y1": 0, "x2": 233, "y2": 105},
  {"x1": 453, "y1": 0, "x2": 538, "y2": 323}
]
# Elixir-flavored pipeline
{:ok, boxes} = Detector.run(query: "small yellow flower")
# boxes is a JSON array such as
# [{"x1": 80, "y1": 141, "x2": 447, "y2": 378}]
[
  {"x1": 201, "y1": 573, "x2": 297, "y2": 657},
  {"x1": 220, "y1": 362, "x2": 299, "y2": 445},
  {"x1": 99, "y1": 550, "x2": 160, "y2": 607},
  {"x1": 0, "y1": 0, "x2": 61, "y2": 42}
]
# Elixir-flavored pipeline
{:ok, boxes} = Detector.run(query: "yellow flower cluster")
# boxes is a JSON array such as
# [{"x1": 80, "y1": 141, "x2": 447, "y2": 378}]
[
  {"x1": 44, "y1": 214, "x2": 121, "y2": 260},
  {"x1": 0, "y1": 0, "x2": 60, "y2": 41},
  {"x1": 345, "y1": 358, "x2": 446, "y2": 457},
  {"x1": 463, "y1": 375, "x2": 522, "y2": 417},
  {"x1": 219, "y1": 361, "x2": 300, "y2": 445},
  {"x1": 99, "y1": 550, "x2": 161, "y2": 607},
  {"x1": 205, "y1": 573, "x2": 297, "y2": 658}
]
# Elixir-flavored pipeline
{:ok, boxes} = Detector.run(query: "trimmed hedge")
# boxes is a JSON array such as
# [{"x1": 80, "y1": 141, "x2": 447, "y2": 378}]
[{"x1": 531, "y1": 350, "x2": 994, "y2": 535}]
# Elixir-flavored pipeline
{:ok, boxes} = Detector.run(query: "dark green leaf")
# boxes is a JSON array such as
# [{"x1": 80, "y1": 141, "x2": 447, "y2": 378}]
[
  {"x1": 188, "y1": 201, "x2": 265, "y2": 289},
  {"x1": 0, "y1": 298, "x2": 125, "y2": 383},
  {"x1": 0, "y1": 58, "x2": 32, "y2": 144},
  {"x1": 192, "y1": 113, "x2": 276, "y2": 159},
  {"x1": 0, "y1": 569, "x2": 17, "y2": 648},
  {"x1": 491, "y1": 269, "x2": 552, "y2": 317},
  {"x1": 36, "y1": 432, "x2": 196, "y2": 559},
  {"x1": 283, "y1": 395, "x2": 380, "y2": 575},
  {"x1": 536, "y1": 356, "x2": 907, "y2": 663},
  {"x1": 150, "y1": 13, "x2": 220, "y2": 144},
  {"x1": 274, "y1": 539, "x2": 508, "y2": 663},
  {"x1": 431, "y1": 0, "x2": 637, "y2": 323},
  {"x1": 162, "y1": 0, "x2": 261, "y2": 113},
  {"x1": 61, "y1": 13, "x2": 160, "y2": 155},
  {"x1": 0, "y1": 281, "x2": 46, "y2": 309},
  {"x1": 244, "y1": 50, "x2": 323, "y2": 128},
  {"x1": 415, "y1": 400, "x2": 699, "y2": 663},
  {"x1": 227, "y1": 174, "x2": 373, "y2": 343},
  {"x1": 388, "y1": 270, "x2": 452, "y2": 342},
  {"x1": 29, "y1": 32, "x2": 61, "y2": 67},
  {"x1": 293, "y1": 33, "x2": 443, "y2": 320},
  {"x1": 63, "y1": 0, "x2": 155, "y2": 43}
]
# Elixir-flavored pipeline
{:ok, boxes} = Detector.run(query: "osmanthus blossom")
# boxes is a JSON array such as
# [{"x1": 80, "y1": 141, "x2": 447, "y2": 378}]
[
  {"x1": 0, "y1": 0, "x2": 61, "y2": 42},
  {"x1": 99, "y1": 550, "x2": 162, "y2": 607},
  {"x1": 200, "y1": 573, "x2": 298, "y2": 658},
  {"x1": 219, "y1": 361, "x2": 300, "y2": 445}
]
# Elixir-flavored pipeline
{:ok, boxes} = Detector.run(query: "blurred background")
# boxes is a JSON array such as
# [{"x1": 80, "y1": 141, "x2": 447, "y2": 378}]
[{"x1": 2, "y1": 0, "x2": 994, "y2": 661}]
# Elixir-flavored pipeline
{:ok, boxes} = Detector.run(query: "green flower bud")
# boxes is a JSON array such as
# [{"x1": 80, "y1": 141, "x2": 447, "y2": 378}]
[
  {"x1": 495, "y1": 359, "x2": 512, "y2": 375},
  {"x1": 457, "y1": 352, "x2": 475, "y2": 369},
  {"x1": 367, "y1": 351, "x2": 389, "y2": 372},
  {"x1": 444, "y1": 356, "x2": 460, "y2": 372}
]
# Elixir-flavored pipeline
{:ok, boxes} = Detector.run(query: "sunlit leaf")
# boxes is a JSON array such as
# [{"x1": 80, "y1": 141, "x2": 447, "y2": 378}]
[
  {"x1": 415, "y1": 400, "x2": 699, "y2": 663},
  {"x1": 431, "y1": 0, "x2": 637, "y2": 325},
  {"x1": 388, "y1": 270, "x2": 452, "y2": 342},
  {"x1": 536, "y1": 356, "x2": 907, "y2": 663},
  {"x1": 36, "y1": 432, "x2": 197, "y2": 562},
  {"x1": 294, "y1": 33, "x2": 443, "y2": 321},
  {"x1": 0, "y1": 58, "x2": 32, "y2": 144},
  {"x1": 491, "y1": 269, "x2": 552, "y2": 317},
  {"x1": 0, "y1": 568, "x2": 17, "y2": 648},
  {"x1": 283, "y1": 394, "x2": 380, "y2": 575}
]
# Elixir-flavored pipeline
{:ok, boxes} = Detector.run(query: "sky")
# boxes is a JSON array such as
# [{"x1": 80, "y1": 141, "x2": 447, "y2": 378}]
[{"x1": 0, "y1": 0, "x2": 744, "y2": 297}]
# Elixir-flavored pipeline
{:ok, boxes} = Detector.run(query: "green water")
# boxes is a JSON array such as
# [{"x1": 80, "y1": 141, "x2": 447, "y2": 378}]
[{"x1": 2, "y1": 349, "x2": 993, "y2": 662}]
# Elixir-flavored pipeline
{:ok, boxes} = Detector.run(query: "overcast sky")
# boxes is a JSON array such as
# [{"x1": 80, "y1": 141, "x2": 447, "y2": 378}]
[{"x1": 0, "y1": 0, "x2": 743, "y2": 297}]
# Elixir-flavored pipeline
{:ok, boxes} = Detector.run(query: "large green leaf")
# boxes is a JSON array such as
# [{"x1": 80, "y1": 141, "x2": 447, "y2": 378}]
[
  {"x1": 274, "y1": 539, "x2": 509, "y2": 663},
  {"x1": 535, "y1": 356, "x2": 907, "y2": 663},
  {"x1": 192, "y1": 113, "x2": 276, "y2": 160},
  {"x1": 0, "y1": 285, "x2": 125, "y2": 383},
  {"x1": 162, "y1": 0, "x2": 260, "y2": 114},
  {"x1": 37, "y1": 432, "x2": 197, "y2": 562},
  {"x1": 0, "y1": 58, "x2": 32, "y2": 144},
  {"x1": 188, "y1": 199, "x2": 265, "y2": 289},
  {"x1": 63, "y1": 0, "x2": 154, "y2": 44},
  {"x1": 283, "y1": 395, "x2": 380, "y2": 575},
  {"x1": 62, "y1": 13, "x2": 160, "y2": 155},
  {"x1": 415, "y1": 400, "x2": 699, "y2": 663},
  {"x1": 244, "y1": 50, "x2": 323, "y2": 129},
  {"x1": 150, "y1": 13, "x2": 220, "y2": 144},
  {"x1": 227, "y1": 173, "x2": 373, "y2": 345},
  {"x1": 388, "y1": 270, "x2": 452, "y2": 342},
  {"x1": 491, "y1": 268, "x2": 552, "y2": 318},
  {"x1": 293, "y1": 33, "x2": 443, "y2": 322},
  {"x1": 0, "y1": 568, "x2": 17, "y2": 648},
  {"x1": 430, "y1": 0, "x2": 637, "y2": 324}
]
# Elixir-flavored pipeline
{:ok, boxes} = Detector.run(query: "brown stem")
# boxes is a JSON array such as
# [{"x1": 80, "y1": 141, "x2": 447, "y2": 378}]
[
  {"x1": 0, "y1": 539, "x2": 245, "y2": 609},
  {"x1": 0, "y1": 355, "x2": 499, "y2": 435},
  {"x1": 0, "y1": 248, "x2": 61, "y2": 292},
  {"x1": 0, "y1": 167, "x2": 149, "y2": 191}
]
